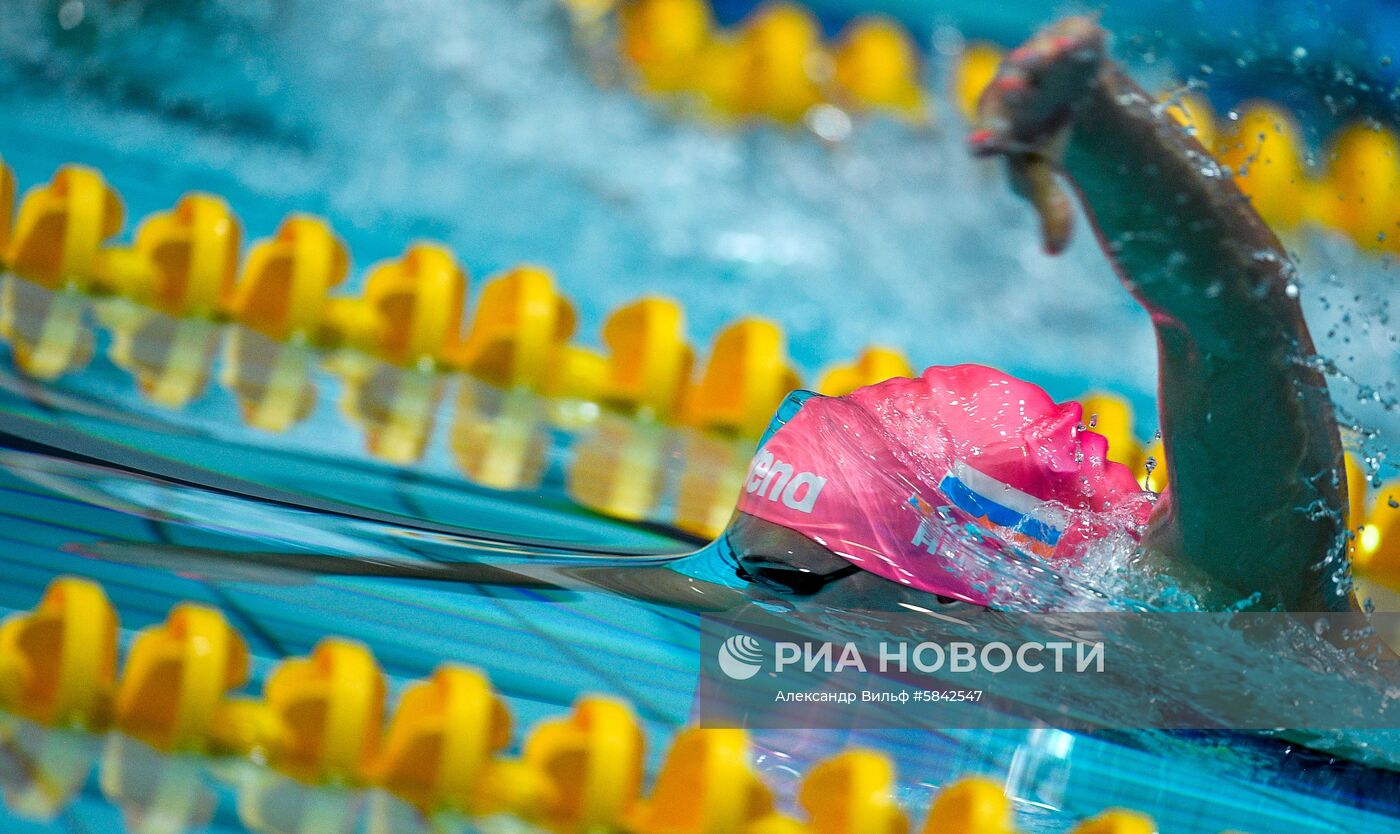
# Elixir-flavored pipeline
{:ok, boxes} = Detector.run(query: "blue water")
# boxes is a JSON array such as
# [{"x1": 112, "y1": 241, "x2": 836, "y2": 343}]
[
  {"x1": 2, "y1": 284, "x2": 1399, "y2": 833},
  {"x1": 2, "y1": 0, "x2": 1400, "y2": 832}
]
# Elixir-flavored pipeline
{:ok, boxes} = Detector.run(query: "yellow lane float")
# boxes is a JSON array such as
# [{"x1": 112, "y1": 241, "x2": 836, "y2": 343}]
[
  {"x1": 114, "y1": 604, "x2": 250, "y2": 752},
  {"x1": 922, "y1": 777, "x2": 1014, "y2": 834},
  {"x1": 227, "y1": 214, "x2": 350, "y2": 343},
  {"x1": 950, "y1": 43, "x2": 1003, "y2": 122},
  {"x1": 693, "y1": 34, "x2": 747, "y2": 116},
  {"x1": 1079, "y1": 391, "x2": 1144, "y2": 472},
  {"x1": 599, "y1": 295, "x2": 694, "y2": 419},
  {"x1": 371, "y1": 665, "x2": 512, "y2": 812},
  {"x1": 134, "y1": 192, "x2": 241, "y2": 317},
  {"x1": 1216, "y1": 101, "x2": 1308, "y2": 232},
  {"x1": 0, "y1": 166, "x2": 124, "y2": 379},
  {"x1": 678, "y1": 320, "x2": 800, "y2": 537},
  {"x1": 0, "y1": 271, "x2": 96, "y2": 380},
  {"x1": 0, "y1": 577, "x2": 117, "y2": 728},
  {"x1": 818, "y1": 345, "x2": 913, "y2": 396},
  {"x1": 524, "y1": 695, "x2": 645, "y2": 832},
  {"x1": 0, "y1": 718, "x2": 101, "y2": 821},
  {"x1": 361, "y1": 242, "x2": 468, "y2": 368},
  {"x1": 0, "y1": 154, "x2": 15, "y2": 258},
  {"x1": 260, "y1": 639, "x2": 386, "y2": 782},
  {"x1": 85, "y1": 194, "x2": 241, "y2": 406},
  {"x1": 569, "y1": 412, "x2": 673, "y2": 521},
  {"x1": 735, "y1": 3, "x2": 827, "y2": 122},
  {"x1": 684, "y1": 317, "x2": 802, "y2": 437},
  {"x1": 1355, "y1": 479, "x2": 1400, "y2": 590},
  {"x1": 221, "y1": 215, "x2": 347, "y2": 426},
  {"x1": 619, "y1": 0, "x2": 715, "y2": 93},
  {"x1": 0, "y1": 574, "x2": 1253, "y2": 833},
  {"x1": 450, "y1": 264, "x2": 576, "y2": 388},
  {"x1": 6, "y1": 165, "x2": 123, "y2": 291},
  {"x1": 627, "y1": 727, "x2": 774, "y2": 834},
  {"x1": 100, "y1": 734, "x2": 217, "y2": 834},
  {"x1": 1314, "y1": 122, "x2": 1400, "y2": 249},
  {"x1": 1163, "y1": 92, "x2": 1217, "y2": 152},
  {"x1": 451, "y1": 383, "x2": 552, "y2": 489},
  {"x1": 800, "y1": 750, "x2": 907, "y2": 834},
  {"x1": 1070, "y1": 809, "x2": 1156, "y2": 834},
  {"x1": 832, "y1": 16, "x2": 925, "y2": 119}
]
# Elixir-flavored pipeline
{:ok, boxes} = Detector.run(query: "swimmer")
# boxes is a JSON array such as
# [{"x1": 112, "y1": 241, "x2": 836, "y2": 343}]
[{"x1": 725, "y1": 16, "x2": 1352, "y2": 613}]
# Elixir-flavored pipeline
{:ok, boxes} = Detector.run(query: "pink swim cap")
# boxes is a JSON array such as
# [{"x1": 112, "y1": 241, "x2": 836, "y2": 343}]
[{"x1": 734, "y1": 365, "x2": 1151, "y2": 604}]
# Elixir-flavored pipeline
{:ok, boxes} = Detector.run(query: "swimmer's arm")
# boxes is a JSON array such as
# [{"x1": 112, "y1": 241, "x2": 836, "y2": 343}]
[{"x1": 1058, "y1": 68, "x2": 1349, "y2": 612}]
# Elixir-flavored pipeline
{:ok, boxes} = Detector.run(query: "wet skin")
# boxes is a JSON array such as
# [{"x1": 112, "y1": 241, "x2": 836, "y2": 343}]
[{"x1": 970, "y1": 17, "x2": 1349, "y2": 612}]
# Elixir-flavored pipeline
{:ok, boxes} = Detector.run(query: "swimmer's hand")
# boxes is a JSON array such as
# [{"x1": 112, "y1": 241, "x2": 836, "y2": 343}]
[{"x1": 968, "y1": 17, "x2": 1107, "y2": 254}]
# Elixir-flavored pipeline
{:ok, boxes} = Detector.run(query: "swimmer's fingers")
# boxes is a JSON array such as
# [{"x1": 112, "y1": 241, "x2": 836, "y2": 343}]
[{"x1": 1008, "y1": 154, "x2": 1075, "y2": 254}]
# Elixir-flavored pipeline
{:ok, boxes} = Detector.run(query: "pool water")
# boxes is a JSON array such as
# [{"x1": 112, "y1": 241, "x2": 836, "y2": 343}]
[
  {"x1": 3, "y1": 282, "x2": 1399, "y2": 833},
  {"x1": 2, "y1": 1, "x2": 1399, "y2": 832}
]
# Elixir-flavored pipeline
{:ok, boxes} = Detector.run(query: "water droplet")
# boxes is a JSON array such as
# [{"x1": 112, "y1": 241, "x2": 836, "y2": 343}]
[
  {"x1": 932, "y1": 25, "x2": 965, "y2": 56},
  {"x1": 805, "y1": 104, "x2": 852, "y2": 143},
  {"x1": 57, "y1": 0, "x2": 84, "y2": 29}
]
